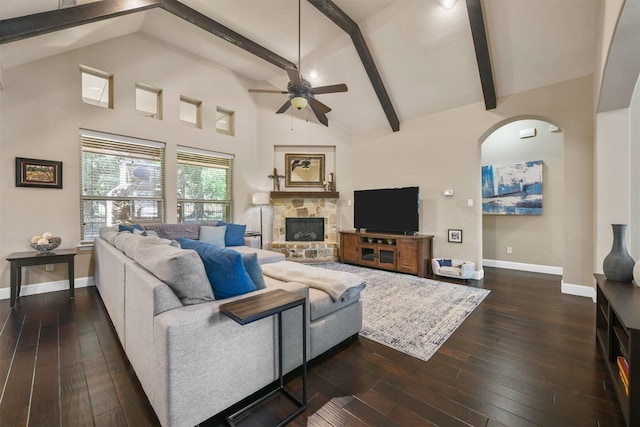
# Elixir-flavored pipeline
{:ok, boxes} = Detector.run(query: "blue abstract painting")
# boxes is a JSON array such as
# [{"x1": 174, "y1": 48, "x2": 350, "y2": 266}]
[{"x1": 482, "y1": 160, "x2": 543, "y2": 215}]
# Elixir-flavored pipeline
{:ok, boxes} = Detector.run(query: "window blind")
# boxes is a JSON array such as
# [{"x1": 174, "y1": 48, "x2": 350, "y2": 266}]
[
  {"x1": 176, "y1": 146, "x2": 234, "y2": 223},
  {"x1": 80, "y1": 130, "x2": 165, "y2": 241}
]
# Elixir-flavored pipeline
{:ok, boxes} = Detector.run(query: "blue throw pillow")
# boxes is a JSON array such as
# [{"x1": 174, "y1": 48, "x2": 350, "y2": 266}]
[
  {"x1": 241, "y1": 252, "x2": 266, "y2": 290},
  {"x1": 178, "y1": 238, "x2": 256, "y2": 299},
  {"x1": 119, "y1": 223, "x2": 147, "y2": 235},
  {"x1": 218, "y1": 221, "x2": 246, "y2": 246},
  {"x1": 437, "y1": 259, "x2": 452, "y2": 267}
]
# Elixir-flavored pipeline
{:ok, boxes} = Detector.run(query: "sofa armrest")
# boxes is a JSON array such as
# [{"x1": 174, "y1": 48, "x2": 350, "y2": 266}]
[
  {"x1": 460, "y1": 262, "x2": 475, "y2": 277},
  {"x1": 151, "y1": 283, "x2": 308, "y2": 427}
]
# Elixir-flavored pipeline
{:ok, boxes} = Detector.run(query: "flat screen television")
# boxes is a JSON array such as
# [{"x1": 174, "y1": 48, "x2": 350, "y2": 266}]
[{"x1": 354, "y1": 186, "x2": 419, "y2": 235}]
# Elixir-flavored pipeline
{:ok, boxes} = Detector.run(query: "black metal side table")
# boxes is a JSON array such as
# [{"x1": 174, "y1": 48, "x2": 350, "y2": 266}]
[
  {"x1": 6, "y1": 249, "x2": 77, "y2": 308},
  {"x1": 220, "y1": 289, "x2": 307, "y2": 426}
]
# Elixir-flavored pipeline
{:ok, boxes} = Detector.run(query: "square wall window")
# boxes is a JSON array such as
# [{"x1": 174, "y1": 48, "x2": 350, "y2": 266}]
[
  {"x1": 180, "y1": 96, "x2": 202, "y2": 129},
  {"x1": 136, "y1": 83, "x2": 162, "y2": 119},
  {"x1": 80, "y1": 65, "x2": 113, "y2": 108},
  {"x1": 216, "y1": 107, "x2": 235, "y2": 136}
]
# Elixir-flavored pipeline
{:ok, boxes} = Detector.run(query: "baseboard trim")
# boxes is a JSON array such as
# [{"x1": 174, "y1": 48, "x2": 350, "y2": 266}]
[
  {"x1": 473, "y1": 269, "x2": 485, "y2": 280},
  {"x1": 0, "y1": 277, "x2": 95, "y2": 300},
  {"x1": 561, "y1": 281, "x2": 596, "y2": 302},
  {"x1": 483, "y1": 259, "x2": 563, "y2": 276}
]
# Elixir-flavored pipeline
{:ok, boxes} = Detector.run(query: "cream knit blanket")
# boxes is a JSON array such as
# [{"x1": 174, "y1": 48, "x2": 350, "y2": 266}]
[{"x1": 261, "y1": 261, "x2": 366, "y2": 302}]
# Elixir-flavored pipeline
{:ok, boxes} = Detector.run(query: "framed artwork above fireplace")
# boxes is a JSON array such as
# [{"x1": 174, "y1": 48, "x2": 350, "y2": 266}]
[{"x1": 285, "y1": 153, "x2": 325, "y2": 188}]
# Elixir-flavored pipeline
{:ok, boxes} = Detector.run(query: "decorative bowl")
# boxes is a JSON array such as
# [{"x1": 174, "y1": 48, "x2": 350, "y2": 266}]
[{"x1": 30, "y1": 237, "x2": 61, "y2": 253}]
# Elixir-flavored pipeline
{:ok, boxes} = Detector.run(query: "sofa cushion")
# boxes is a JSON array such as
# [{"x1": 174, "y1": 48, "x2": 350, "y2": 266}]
[
  {"x1": 134, "y1": 238, "x2": 215, "y2": 305},
  {"x1": 241, "y1": 252, "x2": 266, "y2": 290},
  {"x1": 114, "y1": 232, "x2": 146, "y2": 258},
  {"x1": 232, "y1": 246, "x2": 286, "y2": 265},
  {"x1": 178, "y1": 239, "x2": 256, "y2": 299},
  {"x1": 308, "y1": 288, "x2": 360, "y2": 321},
  {"x1": 199, "y1": 225, "x2": 227, "y2": 247},
  {"x1": 99, "y1": 227, "x2": 119, "y2": 245},
  {"x1": 144, "y1": 222, "x2": 219, "y2": 240},
  {"x1": 218, "y1": 221, "x2": 246, "y2": 246}
]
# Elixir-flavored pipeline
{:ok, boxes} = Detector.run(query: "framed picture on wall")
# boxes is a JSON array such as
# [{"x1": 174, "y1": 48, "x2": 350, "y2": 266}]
[
  {"x1": 15, "y1": 157, "x2": 63, "y2": 189},
  {"x1": 284, "y1": 153, "x2": 325, "y2": 187},
  {"x1": 448, "y1": 229, "x2": 462, "y2": 243}
]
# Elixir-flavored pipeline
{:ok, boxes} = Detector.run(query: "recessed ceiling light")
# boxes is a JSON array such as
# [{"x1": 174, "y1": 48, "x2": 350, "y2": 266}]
[
  {"x1": 309, "y1": 70, "x2": 319, "y2": 80},
  {"x1": 439, "y1": 0, "x2": 457, "y2": 10}
]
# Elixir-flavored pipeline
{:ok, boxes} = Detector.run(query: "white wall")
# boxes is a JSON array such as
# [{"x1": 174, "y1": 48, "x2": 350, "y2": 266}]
[
  {"x1": 349, "y1": 76, "x2": 593, "y2": 286},
  {"x1": 0, "y1": 33, "x2": 263, "y2": 288},
  {"x1": 482, "y1": 119, "x2": 564, "y2": 268},
  {"x1": 253, "y1": 99, "x2": 353, "y2": 248}
]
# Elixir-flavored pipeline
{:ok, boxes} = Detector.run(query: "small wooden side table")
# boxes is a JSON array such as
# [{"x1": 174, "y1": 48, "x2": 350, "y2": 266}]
[
  {"x1": 220, "y1": 289, "x2": 307, "y2": 426},
  {"x1": 6, "y1": 249, "x2": 77, "y2": 308}
]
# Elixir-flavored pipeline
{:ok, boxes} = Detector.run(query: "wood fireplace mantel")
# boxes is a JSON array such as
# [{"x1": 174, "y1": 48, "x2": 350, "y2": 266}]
[{"x1": 270, "y1": 191, "x2": 339, "y2": 199}]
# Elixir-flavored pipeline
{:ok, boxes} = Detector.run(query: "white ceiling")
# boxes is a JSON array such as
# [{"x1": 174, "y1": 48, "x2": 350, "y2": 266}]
[{"x1": 0, "y1": 0, "x2": 600, "y2": 134}]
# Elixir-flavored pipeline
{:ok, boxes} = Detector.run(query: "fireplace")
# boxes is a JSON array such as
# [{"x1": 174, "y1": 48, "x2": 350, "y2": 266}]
[
  {"x1": 270, "y1": 195, "x2": 339, "y2": 261},
  {"x1": 286, "y1": 218, "x2": 324, "y2": 242}
]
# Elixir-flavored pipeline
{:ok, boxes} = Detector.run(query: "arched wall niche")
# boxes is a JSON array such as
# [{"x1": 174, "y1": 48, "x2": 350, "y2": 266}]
[{"x1": 479, "y1": 115, "x2": 565, "y2": 274}]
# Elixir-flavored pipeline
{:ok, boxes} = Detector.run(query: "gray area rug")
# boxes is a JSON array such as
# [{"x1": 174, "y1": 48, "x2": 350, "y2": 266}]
[{"x1": 316, "y1": 262, "x2": 490, "y2": 362}]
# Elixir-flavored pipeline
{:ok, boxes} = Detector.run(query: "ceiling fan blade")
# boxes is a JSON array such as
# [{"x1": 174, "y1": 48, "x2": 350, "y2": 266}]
[
  {"x1": 310, "y1": 84, "x2": 348, "y2": 95},
  {"x1": 286, "y1": 67, "x2": 301, "y2": 86},
  {"x1": 276, "y1": 99, "x2": 292, "y2": 114},
  {"x1": 249, "y1": 89, "x2": 288, "y2": 94},
  {"x1": 308, "y1": 97, "x2": 331, "y2": 114},
  {"x1": 310, "y1": 104, "x2": 329, "y2": 127}
]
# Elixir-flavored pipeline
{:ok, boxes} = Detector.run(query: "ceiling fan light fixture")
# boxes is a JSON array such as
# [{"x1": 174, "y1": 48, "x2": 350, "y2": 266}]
[{"x1": 291, "y1": 96, "x2": 308, "y2": 110}]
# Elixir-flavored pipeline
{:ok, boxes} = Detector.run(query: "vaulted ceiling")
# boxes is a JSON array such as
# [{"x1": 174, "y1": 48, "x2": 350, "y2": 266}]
[{"x1": 0, "y1": 0, "x2": 600, "y2": 134}]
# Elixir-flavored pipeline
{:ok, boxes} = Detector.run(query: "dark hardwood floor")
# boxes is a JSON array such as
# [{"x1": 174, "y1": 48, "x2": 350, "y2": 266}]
[{"x1": 0, "y1": 267, "x2": 625, "y2": 426}]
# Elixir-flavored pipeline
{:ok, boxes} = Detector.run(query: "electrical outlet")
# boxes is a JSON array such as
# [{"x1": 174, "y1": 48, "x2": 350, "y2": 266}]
[
  {"x1": 506, "y1": 247, "x2": 513, "y2": 254},
  {"x1": 45, "y1": 264, "x2": 54, "y2": 272}
]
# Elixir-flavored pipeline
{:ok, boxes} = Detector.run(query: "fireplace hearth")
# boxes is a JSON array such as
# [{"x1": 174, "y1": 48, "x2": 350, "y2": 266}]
[{"x1": 286, "y1": 218, "x2": 324, "y2": 242}]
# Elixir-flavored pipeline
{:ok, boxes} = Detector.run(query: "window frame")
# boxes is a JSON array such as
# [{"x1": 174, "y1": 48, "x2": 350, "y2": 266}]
[
  {"x1": 80, "y1": 65, "x2": 113, "y2": 109},
  {"x1": 135, "y1": 83, "x2": 163, "y2": 119},
  {"x1": 216, "y1": 107, "x2": 235, "y2": 136},
  {"x1": 176, "y1": 146, "x2": 234, "y2": 224},
  {"x1": 180, "y1": 95, "x2": 202, "y2": 129},
  {"x1": 79, "y1": 129, "x2": 166, "y2": 242}
]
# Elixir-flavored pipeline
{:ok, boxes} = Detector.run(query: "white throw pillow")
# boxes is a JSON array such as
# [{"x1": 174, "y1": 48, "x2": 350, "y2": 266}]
[{"x1": 199, "y1": 225, "x2": 226, "y2": 247}]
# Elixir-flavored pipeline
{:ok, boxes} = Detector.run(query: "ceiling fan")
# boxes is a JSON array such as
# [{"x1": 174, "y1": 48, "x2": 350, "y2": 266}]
[{"x1": 248, "y1": 0, "x2": 348, "y2": 127}]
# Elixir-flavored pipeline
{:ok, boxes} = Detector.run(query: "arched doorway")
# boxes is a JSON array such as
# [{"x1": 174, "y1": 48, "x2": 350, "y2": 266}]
[{"x1": 479, "y1": 116, "x2": 565, "y2": 275}]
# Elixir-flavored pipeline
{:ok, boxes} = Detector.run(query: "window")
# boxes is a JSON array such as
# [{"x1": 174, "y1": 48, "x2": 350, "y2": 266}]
[
  {"x1": 180, "y1": 96, "x2": 202, "y2": 128},
  {"x1": 177, "y1": 146, "x2": 234, "y2": 223},
  {"x1": 80, "y1": 65, "x2": 113, "y2": 108},
  {"x1": 216, "y1": 107, "x2": 235, "y2": 136},
  {"x1": 136, "y1": 83, "x2": 162, "y2": 119},
  {"x1": 80, "y1": 130, "x2": 165, "y2": 241}
]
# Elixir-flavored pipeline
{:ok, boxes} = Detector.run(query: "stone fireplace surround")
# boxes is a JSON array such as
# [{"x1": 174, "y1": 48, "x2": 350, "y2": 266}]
[{"x1": 269, "y1": 192, "x2": 339, "y2": 262}]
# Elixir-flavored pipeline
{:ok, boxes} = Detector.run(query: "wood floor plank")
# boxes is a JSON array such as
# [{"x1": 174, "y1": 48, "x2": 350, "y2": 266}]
[
  {"x1": 0, "y1": 267, "x2": 627, "y2": 426},
  {"x1": 84, "y1": 359, "x2": 121, "y2": 417}
]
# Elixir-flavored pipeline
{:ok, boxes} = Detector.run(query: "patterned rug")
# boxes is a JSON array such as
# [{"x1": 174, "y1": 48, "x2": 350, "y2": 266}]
[{"x1": 315, "y1": 262, "x2": 490, "y2": 362}]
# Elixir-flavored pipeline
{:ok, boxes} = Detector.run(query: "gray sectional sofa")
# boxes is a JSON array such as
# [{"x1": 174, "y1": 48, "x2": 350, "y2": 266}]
[{"x1": 93, "y1": 224, "x2": 363, "y2": 427}]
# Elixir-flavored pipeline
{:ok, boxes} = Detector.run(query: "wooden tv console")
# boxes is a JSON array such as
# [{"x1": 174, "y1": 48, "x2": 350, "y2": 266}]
[{"x1": 339, "y1": 231, "x2": 433, "y2": 277}]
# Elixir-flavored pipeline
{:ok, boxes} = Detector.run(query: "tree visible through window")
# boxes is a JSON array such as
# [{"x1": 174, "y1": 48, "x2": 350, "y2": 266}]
[
  {"x1": 80, "y1": 130, "x2": 165, "y2": 241},
  {"x1": 177, "y1": 147, "x2": 233, "y2": 223}
]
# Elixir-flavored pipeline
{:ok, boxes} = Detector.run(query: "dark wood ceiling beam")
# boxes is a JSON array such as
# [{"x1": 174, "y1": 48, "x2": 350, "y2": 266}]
[
  {"x1": 0, "y1": 0, "x2": 161, "y2": 44},
  {"x1": 0, "y1": 0, "x2": 297, "y2": 71},
  {"x1": 307, "y1": 0, "x2": 400, "y2": 132},
  {"x1": 466, "y1": 0, "x2": 497, "y2": 110},
  {"x1": 159, "y1": 0, "x2": 296, "y2": 70}
]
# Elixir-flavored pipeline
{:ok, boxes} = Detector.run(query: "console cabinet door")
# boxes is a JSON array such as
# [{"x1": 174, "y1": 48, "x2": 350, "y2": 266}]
[
  {"x1": 397, "y1": 238, "x2": 419, "y2": 274},
  {"x1": 341, "y1": 233, "x2": 359, "y2": 263}
]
